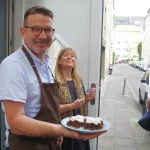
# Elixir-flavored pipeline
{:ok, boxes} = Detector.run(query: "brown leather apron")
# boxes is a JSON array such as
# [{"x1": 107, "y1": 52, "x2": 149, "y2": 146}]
[{"x1": 8, "y1": 46, "x2": 61, "y2": 150}]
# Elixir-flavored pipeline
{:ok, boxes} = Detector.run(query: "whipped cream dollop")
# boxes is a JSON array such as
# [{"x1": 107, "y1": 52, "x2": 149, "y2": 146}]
[
  {"x1": 70, "y1": 115, "x2": 85, "y2": 122},
  {"x1": 85, "y1": 117, "x2": 103, "y2": 125}
]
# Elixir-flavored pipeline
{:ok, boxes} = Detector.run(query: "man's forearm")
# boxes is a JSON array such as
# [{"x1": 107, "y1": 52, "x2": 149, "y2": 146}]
[{"x1": 10, "y1": 115, "x2": 64, "y2": 137}]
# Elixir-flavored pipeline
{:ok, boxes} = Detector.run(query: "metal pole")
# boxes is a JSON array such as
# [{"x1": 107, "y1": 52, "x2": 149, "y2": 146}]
[{"x1": 122, "y1": 78, "x2": 126, "y2": 96}]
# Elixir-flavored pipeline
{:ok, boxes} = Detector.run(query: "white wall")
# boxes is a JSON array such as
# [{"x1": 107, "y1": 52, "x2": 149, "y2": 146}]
[
  {"x1": 17, "y1": 0, "x2": 91, "y2": 86},
  {"x1": 13, "y1": 0, "x2": 24, "y2": 50},
  {"x1": 13, "y1": 1, "x2": 103, "y2": 149},
  {"x1": 103, "y1": 0, "x2": 114, "y2": 77}
]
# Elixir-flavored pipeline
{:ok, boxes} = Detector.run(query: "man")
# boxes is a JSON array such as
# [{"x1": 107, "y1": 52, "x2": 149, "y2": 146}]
[
  {"x1": 108, "y1": 64, "x2": 113, "y2": 74},
  {"x1": 0, "y1": 6, "x2": 106, "y2": 150}
]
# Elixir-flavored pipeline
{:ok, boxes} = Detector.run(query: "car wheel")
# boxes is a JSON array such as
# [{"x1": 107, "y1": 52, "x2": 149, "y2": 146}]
[{"x1": 139, "y1": 89, "x2": 144, "y2": 104}]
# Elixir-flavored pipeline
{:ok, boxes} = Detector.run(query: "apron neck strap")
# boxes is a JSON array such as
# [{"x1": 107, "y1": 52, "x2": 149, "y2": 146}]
[
  {"x1": 22, "y1": 45, "x2": 43, "y2": 85},
  {"x1": 48, "y1": 66, "x2": 57, "y2": 82}
]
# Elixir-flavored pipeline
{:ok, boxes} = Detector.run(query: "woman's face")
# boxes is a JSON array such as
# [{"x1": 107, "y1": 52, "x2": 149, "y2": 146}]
[{"x1": 59, "y1": 50, "x2": 76, "y2": 69}]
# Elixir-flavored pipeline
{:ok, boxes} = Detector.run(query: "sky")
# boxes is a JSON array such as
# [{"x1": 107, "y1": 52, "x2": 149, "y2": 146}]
[{"x1": 114, "y1": 0, "x2": 150, "y2": 17}]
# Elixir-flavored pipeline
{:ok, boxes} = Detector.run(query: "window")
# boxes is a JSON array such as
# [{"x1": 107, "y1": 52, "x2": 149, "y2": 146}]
[
  {"x1": 123, "y1": 41, "x2": 128, "y2": 44},
  {"x1": 117, "y1": 41, "x2": 120, "y2": 44},
  {"x1": 117, "y1": 48, "x2": 120, "y2": 51},
  {"x1": 116, "y1": 55, "x2": 120, "y2": 58},
  {"x1": 48, "y1": 36, "x2": 67, "y2": 72},
  {"x1": 134, "y1": 21, "x2": 141, "y2": 26},
  {"x1": 123, "y1": 48, "x2": 129, "y2": 51},
  {"x1": 134, "y1": 41, "x2": 138, "y2": 44}
]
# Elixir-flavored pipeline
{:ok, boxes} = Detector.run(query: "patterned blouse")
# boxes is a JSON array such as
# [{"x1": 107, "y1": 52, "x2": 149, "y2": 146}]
[{"x1": 58, "y1": 79, "x2": 88, "y2": 119}]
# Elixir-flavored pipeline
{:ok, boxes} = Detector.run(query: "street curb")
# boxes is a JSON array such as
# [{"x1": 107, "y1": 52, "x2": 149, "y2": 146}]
[
  {"x1": 126, "y1": 79, "x2": 142, "y2": 112},
  {"x1": 100, "y1": 76, "x2": 108, "y2": 98}
]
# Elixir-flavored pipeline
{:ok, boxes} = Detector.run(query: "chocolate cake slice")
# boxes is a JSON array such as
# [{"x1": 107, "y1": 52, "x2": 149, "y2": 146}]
[
  {"x1": 67, "y1": 115, "x2": 85, "y2": 128},
  {"x1": 84, "y1": 117, "x2": 103, "y2": 130}
]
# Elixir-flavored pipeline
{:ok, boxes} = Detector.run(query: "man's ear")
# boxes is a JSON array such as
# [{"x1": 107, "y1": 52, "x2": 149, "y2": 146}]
[{"x1": 20, "y1": 27, "x2": 26, "y2": 38}]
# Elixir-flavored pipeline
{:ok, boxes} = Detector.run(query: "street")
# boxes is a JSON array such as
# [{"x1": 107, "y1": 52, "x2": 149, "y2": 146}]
[
  {"x1": 98, "y1": 64, "x2": 150, "y2": 150},
  {"x1": 111, "y1": 64, "x2": 145, "y2": 112},
  {"x1": 117, "y1": 64, "x2": 145, "y2": 97}
]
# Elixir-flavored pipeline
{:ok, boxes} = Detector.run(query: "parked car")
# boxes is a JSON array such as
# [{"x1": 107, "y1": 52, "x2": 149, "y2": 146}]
[
  {"x1": 133, "y1": 61, "x2": 140, "y2": 68},
  {"x1": 139, "y1": 61, "x2": 150, "y2": 71},
  {"x1": 128, "y1": 61, "x2": 134, "y2": 66},
  {"x1": 139, "y1": 68, "x2": 150, "y2": 114},
  {"x1": 145, "y1": 64, "x2": 150, "y2": 72}
]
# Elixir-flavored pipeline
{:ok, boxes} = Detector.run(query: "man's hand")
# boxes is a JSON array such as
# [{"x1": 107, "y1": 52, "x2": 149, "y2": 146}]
[{"x1": 61, "y1": 125, "x2": 107, "y2": 140}]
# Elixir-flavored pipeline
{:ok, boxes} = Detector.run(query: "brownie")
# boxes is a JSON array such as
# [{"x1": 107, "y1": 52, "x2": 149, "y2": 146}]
[
  {"x1": 67, "y1": 115, "x2": 85, "y2": 128},
  {"x1": 67, "y1": 115, "x2": 104, "y2": 130}
]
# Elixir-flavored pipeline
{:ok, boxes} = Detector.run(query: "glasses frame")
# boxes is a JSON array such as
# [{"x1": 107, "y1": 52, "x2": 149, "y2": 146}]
[{"x1": 24, "y1": 26, "x2": 55, "y2": 36}]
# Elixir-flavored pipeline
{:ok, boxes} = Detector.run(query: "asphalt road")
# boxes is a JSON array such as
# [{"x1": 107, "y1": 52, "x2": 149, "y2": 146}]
[{"x1": 116, "y1": 64, "x2": 145, "y2": 99}]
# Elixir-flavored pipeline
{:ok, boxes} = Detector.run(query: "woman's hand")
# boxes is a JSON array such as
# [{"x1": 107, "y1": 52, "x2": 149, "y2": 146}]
[
  {"x1": 86, "y1": 88, "x2": 96, "y2": 102},
  {"x1": 72, "y1": 98, "x2": 85, "y2": 109}
]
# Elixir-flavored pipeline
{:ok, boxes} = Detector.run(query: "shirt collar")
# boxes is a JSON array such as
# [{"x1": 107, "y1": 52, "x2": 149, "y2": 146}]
[{"x1": 23, "y1": 44, "x2": 50, "y2": 65}]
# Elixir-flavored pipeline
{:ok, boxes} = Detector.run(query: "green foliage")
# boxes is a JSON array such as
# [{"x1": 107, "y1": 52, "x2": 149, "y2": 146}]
[
  {"x1": 137, "y1": 42, "x2": 142, "y2": 61},
  {"x1": 126, "y1": 59, "x2": 130, "y2": 63},
  {"x1": 126, "y1": 58, "x2": 134, "y2": 63},
  {"x1": 112, "y1": 51, "x2": 115, "y2": 64},
  {"x1": 130, "y1": 58, "x2": 134, "y2": 61}
]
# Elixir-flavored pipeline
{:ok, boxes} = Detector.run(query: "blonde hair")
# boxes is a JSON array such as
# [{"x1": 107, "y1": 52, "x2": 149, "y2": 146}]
[{"x1": 55, "y1": 48, "x2": 82, "y2": 87}]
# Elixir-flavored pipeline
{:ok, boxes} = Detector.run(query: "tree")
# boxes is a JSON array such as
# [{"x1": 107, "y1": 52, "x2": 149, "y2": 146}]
[
  {"x1": 112, "y1": 51, "x2": 115, "y2": 64},
  {"x1": 137, "y1": 42, "x2": 142, "y2": 61}
]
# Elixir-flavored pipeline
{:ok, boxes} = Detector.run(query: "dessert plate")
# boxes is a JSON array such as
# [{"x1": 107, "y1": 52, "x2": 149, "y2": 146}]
[{"x1": 61, "y1": 117, "x2": 111, "y2": 134}]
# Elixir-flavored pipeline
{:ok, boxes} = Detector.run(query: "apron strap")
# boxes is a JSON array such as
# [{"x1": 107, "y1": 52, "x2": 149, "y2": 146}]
[
  {"x1": 22, "y1": 45, "x2": 43, "y2": 86},
  {"x1": 48, "y1": 66, "x2": 57, "y2": 82}
]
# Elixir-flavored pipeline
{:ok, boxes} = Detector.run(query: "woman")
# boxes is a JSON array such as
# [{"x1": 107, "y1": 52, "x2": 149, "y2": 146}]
[{"x1": 55, "y1": 48, "x2": 96, "y2": 150}]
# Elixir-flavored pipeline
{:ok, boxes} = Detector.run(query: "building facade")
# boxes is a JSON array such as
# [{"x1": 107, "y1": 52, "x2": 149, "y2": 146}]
[
  {"x1": 142, "y1": 9, "x2": 150, "y2": 61},
  {"x1": 114, "y1": 16, "x2": 144, "y2": 63},
  {"x1": 102, "y1": 0, "x2": 115, "y2": 78}
]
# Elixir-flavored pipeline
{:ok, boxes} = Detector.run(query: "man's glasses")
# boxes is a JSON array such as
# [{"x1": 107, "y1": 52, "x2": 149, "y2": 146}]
[{"x1": 24, "y1": 26, "x2": 55, "y2": 36}]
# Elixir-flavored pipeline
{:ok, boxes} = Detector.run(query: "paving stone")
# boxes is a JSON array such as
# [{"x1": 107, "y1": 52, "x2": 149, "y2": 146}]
[
  {"x1": 98, "y1": 148, "x2": 113, "y2": 150},
  {"x1": 114, "y1": 145, "x2": 137, "y2": 150},
  {"x1": 114, "y1": 137, "x2": 135, "y2": 146},
  {"x1": 136, "y1": 143, "x2": 150, "y2": 150},
  {"x1": 98, "y1": 139, "x2": 114, "y2": 149},
  {"x1": 99, "y1": 128, "x2": 114, "y2": 140},
  {"x1": 115, "y1": 126, "x2": 134, "y2": 139}
]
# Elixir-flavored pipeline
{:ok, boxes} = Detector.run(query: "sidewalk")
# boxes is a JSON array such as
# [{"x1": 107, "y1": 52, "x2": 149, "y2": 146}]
[{"x1": 98, "y1": 65, "x2": 150, "y2": 150}]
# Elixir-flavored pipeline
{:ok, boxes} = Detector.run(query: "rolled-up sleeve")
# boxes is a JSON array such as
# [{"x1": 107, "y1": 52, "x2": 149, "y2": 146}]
[{"x1": 0, "y1": 60, "x2": 27, "y2": 103}]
